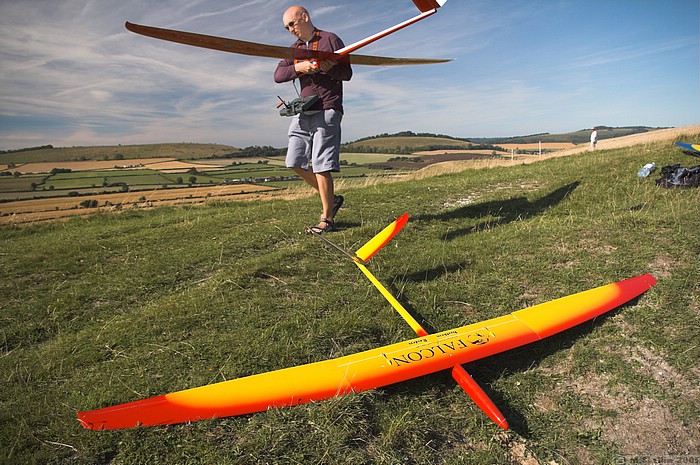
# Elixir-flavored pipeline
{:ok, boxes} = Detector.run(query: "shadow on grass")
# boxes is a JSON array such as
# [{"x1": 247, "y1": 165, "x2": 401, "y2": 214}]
[{"x1": 413, "y1": 181, "x2": 581, "y2": 241}]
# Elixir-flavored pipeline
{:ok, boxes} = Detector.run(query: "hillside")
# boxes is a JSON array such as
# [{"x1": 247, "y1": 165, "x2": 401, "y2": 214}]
[
  {"x1": 2, "y1": 126, "x2": 697, "y2": 226},
  {"x1": 342, "y1": 126, "x2": 667, "y2": 152},
  {"x1": 0, "y1": 126, "x2": 668, "y2": 165},
  {"x1": 468, "y1": 126, "x2": 667, "y2": 145},
  {"x1": 1, "y1": 128, "x2": 698, "y2": 464},
  {"x1": 343, "y1": 135, "x2": 473, "y2": 153},
  {"x1": 0, "y1": 143, "x2": 239, "y2": 164}
]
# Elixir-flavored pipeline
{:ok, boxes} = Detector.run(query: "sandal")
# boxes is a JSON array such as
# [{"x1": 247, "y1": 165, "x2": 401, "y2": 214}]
[{"x1": 307, "y1": 218, "x2": 337, "y2": 234}]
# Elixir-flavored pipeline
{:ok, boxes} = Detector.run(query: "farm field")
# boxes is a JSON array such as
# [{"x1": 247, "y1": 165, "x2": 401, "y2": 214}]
[
  {"x1": 2, "y1": 128, "x2": 695, "y2": 226},
  {"x1": 0, "y1": 143, "x2": 494, "y2": 225},
  {"x1": 0, "y1": 143, "x2": 238, "y2": 164},
  {"x1": 0, "y1": 183, "x2": 277, "y2": 225},
  {"x1": 339, "y1": 152, "x2": 402, "y2": 164}
]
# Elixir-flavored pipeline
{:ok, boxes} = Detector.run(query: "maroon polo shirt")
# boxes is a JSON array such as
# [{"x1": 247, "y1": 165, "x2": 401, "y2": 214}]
[{"x1": 274, "y1": 29, "x2": 353, "y2": 113}]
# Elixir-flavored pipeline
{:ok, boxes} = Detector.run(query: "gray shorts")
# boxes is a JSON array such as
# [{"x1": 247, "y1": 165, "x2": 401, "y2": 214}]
[{"x1": 286, "y1": 109, "x2": 342, "y2": 173}]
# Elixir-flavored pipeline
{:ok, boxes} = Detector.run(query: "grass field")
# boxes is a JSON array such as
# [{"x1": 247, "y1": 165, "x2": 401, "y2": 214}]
[
  {"x1": 1, "y1": 133, "x2": 699, "y2": 464},
  {"x1": 343, "y1": 136, "x2": 474, "y2": 152}
]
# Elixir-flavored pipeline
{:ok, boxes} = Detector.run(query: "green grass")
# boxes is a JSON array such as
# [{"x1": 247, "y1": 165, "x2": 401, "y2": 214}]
[
  {"x1": 340, "y1": 152, "x2": 401, "y2": 164},
  {"x1": 1, "y1": 138, "x2": 699, "y2": 464},
  {"x1": 343, "y1": 136, "x2": 473, "y2": 152},
  {"x1": 0, "y1": 175, "x2": 46, "y2": 193}
]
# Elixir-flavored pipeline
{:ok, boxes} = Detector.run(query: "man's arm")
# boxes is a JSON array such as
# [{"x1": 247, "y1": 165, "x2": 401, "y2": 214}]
[
  {"x1": 274, "y1": 59, "x2": 298, "y2": 83},
  {"x1": 274, "y1": 33, "x2": 352, "y2": 83}
]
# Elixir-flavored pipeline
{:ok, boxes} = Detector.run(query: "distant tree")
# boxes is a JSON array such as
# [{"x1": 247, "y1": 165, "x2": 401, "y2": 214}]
[
  {"x1": 235, "y1": 145, "x2": 284, "y2": 157},
  {"x1": 80, "y1": 199, "x2": 98, "y2": 208}
]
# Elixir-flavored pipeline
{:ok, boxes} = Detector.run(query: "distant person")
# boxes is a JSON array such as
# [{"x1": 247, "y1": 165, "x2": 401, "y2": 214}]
[
  {"x1": 590, "y1": 128, "x2": 598, "y2": 150},
  {"x1": 274, "y1": 5, "x2": 352, "y2": 233}
]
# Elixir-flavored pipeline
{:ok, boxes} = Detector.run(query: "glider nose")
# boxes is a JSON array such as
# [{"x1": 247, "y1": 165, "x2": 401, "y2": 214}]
[{"x1": 412, "y1": 0, "x2": 447, "y2": 13}]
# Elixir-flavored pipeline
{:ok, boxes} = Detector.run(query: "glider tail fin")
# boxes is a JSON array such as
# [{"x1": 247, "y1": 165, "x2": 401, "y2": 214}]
[
  {"x1": 412, "y1": 0, "x2": 447, "y2": 13},
  {"x1": 451, "y1": 365, "x2": 509, "y2": 429}
]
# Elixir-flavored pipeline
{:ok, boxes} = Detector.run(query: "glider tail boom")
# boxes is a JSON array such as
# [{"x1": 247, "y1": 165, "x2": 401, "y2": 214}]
[
  {"x1": 312, "y1": 215, "x2": 509, "y2": 429},
  {"x1": 336, "y1": 10, "x2": 437, "y2": 57}
]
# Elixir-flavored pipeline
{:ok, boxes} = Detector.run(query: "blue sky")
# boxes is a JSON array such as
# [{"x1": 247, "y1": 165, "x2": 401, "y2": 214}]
[{"x1": 0, "y1": 0, "x2": 697, "y2": 151}]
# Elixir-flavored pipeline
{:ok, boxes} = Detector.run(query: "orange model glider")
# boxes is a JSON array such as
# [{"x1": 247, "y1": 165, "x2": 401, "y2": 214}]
[{"x1": 78, "y1": 213, "x2": 656, "y2": 430}]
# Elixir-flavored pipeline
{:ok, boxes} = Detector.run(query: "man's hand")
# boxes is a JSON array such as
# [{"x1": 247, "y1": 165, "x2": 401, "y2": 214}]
[
  {"x1": 295, "y1": 60, "x2": 320, "y2": 74},
  {"x1": 295, "y1": 60, "x2": 336, "y2": 75}
]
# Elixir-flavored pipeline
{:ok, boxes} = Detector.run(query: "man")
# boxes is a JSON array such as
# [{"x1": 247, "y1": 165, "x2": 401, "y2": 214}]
[
  {"x1": 274, "y1": 6, "x2": 352, "y2": 233},
  {"x1": 590, "y1": 128, "x2": 598, "y2": 150}
]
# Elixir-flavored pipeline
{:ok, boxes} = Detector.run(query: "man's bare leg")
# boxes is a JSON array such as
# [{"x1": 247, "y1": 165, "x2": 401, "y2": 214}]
[
  {"x1": 292, "y1": 167, "x2": 318, "y2": 190},
  {"x1": 315, "y1": 171, "x2": 334, "y2": 222},
  {"x1": 292, "y1": 167, "x2": 335, "y2": 228}
]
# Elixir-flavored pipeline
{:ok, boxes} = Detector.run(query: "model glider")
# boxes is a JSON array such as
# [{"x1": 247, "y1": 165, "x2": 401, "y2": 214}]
[
  {"x1": 675, "y1": 142, "x2": 700, "y2": 156},
  {"x1": 310, "y1": 214, "x2": 508, "y2": 429},
  {"x1": 125, "y1": 1, "x2": 450, "y2": 66},
  {"x1": 78, "y1": 269, "x2": 655, "y2": 430}
]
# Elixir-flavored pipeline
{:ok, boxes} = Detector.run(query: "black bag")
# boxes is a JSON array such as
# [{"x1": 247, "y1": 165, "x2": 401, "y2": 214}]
[
  {"x1": 655, "y1": 164, "x2": 700, "y2": 188},
  {"x1": 279, "y1": 94, "x2": 320, "y2": 117}
]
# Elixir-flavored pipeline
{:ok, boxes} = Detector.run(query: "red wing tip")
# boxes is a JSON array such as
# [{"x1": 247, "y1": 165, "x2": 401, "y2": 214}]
[
  {"x1": 496, "y1": 418, "x2": 509, "y2": 430},
  {"x1": 628, "y1": 273, "x2": 656, "y2": 289}
]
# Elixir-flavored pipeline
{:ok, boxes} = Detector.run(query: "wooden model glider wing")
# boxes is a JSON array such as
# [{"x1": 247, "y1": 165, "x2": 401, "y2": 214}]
[
  {"x1": 78, "y1": 273, "x2": 655, "y2": 430},
  {"x1": 124, "y1": 22, "x2": 450, "y2": 66},
  {"x1": 125, "y1": 1, "x2": 451, "y2": 66}
]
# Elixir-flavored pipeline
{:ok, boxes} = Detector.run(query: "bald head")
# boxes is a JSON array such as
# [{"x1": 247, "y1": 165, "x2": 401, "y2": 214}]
[
  {"x1": 283, "y1": 5, "x2": 315, "y2": 41},
  {"x1": 284, "y1": 6, "x2": 308, "y2": 20}
]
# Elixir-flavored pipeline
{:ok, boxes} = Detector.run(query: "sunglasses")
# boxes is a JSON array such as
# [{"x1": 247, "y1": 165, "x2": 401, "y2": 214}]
[{"x1": 284, "y1": 14, "x2": 305, "y2": 31}]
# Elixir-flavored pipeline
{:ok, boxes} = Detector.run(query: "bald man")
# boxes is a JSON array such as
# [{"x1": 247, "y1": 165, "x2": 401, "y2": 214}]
[{"x1": 274, "y1": 6, "x2": 352, "y2": 233}]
